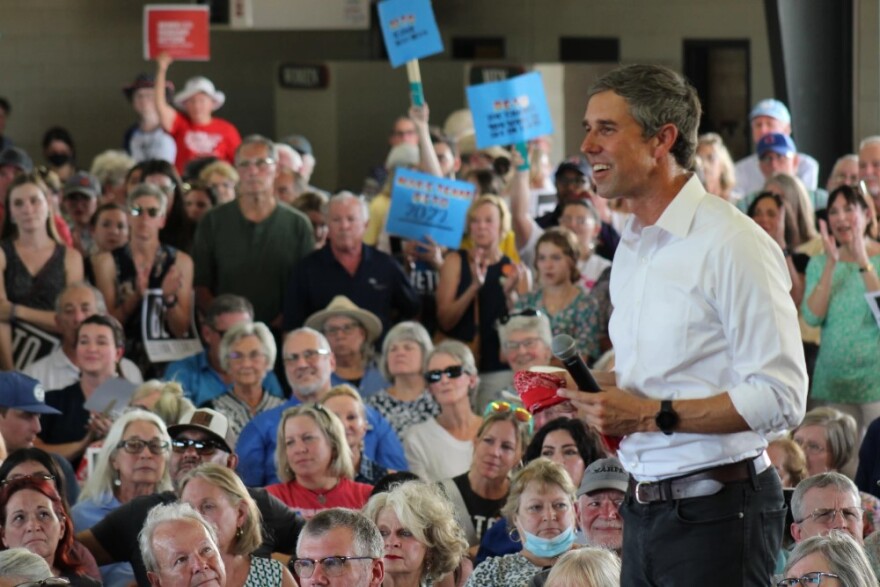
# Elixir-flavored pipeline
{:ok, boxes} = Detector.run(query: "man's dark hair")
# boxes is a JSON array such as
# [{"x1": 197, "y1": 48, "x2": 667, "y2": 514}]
[
  {"x1": 0, "y1": 98, "x2": 10, "y2": 116},
  {"x1": 205, "y1": 294, "x2": 254, "y2": 329},
  {"x1": 588, "y1": 64, "x2": 701, "y2": 171}
]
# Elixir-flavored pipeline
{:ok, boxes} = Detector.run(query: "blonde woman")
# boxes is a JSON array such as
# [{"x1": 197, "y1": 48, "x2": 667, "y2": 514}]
[
  {"x1": 180, "y1": 463, "x2": 296, "y2": 587},
  {"x1": 130, "y1": 379, "x2": 195, "y2": 426},
  {"x1": 266, "y1": 404, "x2": 372, "y2": 519},
  {"x1": 436, "y1": 195, "x2": 530, "y2": 372},
  {"x1": 365, "y1": 481, "x2": 470, "y2": 587}
]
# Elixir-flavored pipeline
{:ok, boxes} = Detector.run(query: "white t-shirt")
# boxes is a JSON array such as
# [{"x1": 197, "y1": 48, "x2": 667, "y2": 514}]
[{"x1": 403, "y1": 418, "x2": 473, "y2": 482}]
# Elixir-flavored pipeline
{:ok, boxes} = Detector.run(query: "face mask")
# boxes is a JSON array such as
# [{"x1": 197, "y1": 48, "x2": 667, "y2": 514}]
[
  {"x1": 520, "y1": 523, "x2": 576, "y2": 558},
  {"x1": 47, "y1": 152, "x2": 71, "y2": 166}
]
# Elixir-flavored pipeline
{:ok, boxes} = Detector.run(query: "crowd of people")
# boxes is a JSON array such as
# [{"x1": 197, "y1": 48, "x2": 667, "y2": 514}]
[{"x1": 1, "y1": 58, "x2": 880, "y2": 587}]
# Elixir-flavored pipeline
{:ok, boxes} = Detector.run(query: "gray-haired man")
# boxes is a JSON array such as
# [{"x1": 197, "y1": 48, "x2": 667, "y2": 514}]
[{"x1": 294, "y1": 508, "x2": 384, "y2": 587}]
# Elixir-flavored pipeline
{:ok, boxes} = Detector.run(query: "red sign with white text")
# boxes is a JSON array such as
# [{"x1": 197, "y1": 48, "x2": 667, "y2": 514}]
[{"x1": 143, "y1": 5, "x2": 210, "y2": 61}]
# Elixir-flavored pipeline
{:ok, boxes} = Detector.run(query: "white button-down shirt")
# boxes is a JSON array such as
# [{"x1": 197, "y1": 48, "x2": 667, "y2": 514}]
[
  {"x1": 25, "y1": 347, "x2": 143, "y2": 390},
  {"x1": 610, "y1": 175, "x2": 807, "y2": 481}
]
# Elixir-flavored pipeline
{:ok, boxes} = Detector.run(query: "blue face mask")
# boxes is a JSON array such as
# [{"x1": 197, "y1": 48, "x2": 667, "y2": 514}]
[{"x1": 520, "y1": 524, "x2": 576, "y2": 558}]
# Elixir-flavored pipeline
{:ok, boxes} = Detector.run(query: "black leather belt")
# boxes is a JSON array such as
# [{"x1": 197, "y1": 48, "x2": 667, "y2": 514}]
[{"x1": 629, "y1": 453, "x2": 771, "y2": 504}]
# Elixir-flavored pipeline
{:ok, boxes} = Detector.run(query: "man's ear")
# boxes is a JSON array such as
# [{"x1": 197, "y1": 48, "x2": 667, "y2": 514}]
[
  {"x1": 370, "y1": 558, "x2": 385, "y2": 587},
  {"x1": 653, "y1": 123, "x2": 679, "y2": 160},
  {"x1": 148, "y1": 571, "x2": 162, "y2": 587},
  {"x1": 790, "y1": 521, "x2": 802, "y2": 543},
  {"x1": 226, "y1": 453, "x2": 239, "y2": 471}
]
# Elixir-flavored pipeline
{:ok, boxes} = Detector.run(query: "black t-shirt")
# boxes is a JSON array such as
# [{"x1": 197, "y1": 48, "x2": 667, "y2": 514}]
[
  {"x1": 453, "y1": 472, "x2": 506, "y2": 543},
  {"x1": 88, "y1": 487, "x2": 304, "y2": 587},
  {"x1": 40, "y1": 382, "x2": 89, "y2": 445}
]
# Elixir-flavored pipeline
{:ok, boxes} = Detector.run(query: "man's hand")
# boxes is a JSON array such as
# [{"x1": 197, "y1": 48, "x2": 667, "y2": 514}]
[{"x1": 557, "y1": 372, "x2": 657, "y2": 437}]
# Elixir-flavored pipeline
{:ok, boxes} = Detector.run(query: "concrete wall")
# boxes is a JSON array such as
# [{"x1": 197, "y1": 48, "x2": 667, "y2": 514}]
[{"x1": 0, "y1": 0, "x2": 869, "y2": 190}]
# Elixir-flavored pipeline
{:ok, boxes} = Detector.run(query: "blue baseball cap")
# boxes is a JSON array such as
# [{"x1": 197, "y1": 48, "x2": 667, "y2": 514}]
[
  {"x1": 750, "y1": 99, "x2": 791, "y2": 125},
  {"x1": 0, "y1": 372, "x2": 61, "y2": 415},
  {"x1": 757, "y1": 133, "x2": 796, "y2": 158}
]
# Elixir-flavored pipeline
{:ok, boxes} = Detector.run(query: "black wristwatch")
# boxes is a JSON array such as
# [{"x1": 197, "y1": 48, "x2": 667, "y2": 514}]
[{"x1": 655, "y1": 400, "x2": 678, "y2": 436}]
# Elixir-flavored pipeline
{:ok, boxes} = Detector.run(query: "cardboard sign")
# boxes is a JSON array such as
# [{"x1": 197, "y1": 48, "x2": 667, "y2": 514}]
[
  {"x1": 377, "y1": 0, "x2": 443, "y2": 68},
  {"x1": 83, "y1": 378, "x2": 138, "y2": 418},
  {"x1": 141, "y1": 289, "x2": 202, "y2": 363},
  {"x1": 384, "y1": 168, "x2": 474, "y2": 249},
  {"x1": 466, "y1": 71, "x2": 554, "y2": 149},
  {"x1": 144, "y1": 5, "x2": 210, "y2": 61}
]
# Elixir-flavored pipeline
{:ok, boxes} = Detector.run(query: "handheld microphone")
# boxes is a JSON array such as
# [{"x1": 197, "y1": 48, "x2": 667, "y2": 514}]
[{"x1": 551, "y1": 334, "x2": 601, "y2": 393}]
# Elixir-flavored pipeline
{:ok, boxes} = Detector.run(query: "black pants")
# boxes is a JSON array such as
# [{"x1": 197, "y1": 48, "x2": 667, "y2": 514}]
[{"x1": 621, "y1": 465, "x2": 784, "y2": 587}]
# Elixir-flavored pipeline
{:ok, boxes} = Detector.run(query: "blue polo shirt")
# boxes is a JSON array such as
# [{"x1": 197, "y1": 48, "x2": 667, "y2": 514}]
[
  {"x1": 236, "y1": 396, "x2": 408, "y2": 487},
  {"x1": 164, "y1": 351, "x2": 285, "y2": 407},
  {"x1": 281, "y1": 244, "x2": 419, "y2": 337}
]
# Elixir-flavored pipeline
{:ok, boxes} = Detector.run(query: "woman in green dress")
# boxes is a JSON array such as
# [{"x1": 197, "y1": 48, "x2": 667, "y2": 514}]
[{"x1": 803, "y1": 185, "x2": 880, "y2": 439}]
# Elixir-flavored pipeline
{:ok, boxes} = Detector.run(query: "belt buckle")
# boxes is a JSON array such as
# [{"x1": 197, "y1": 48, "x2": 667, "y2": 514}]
[{"x1": 634, "y1": 481, "x2": 651, "y2": 505}]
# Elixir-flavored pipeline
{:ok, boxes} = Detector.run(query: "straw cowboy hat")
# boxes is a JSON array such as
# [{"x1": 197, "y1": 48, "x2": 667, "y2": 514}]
[
  {"x1": 173, "y1": 76, "x2": 225, "y2": 111},
  {"x1": 305, "y1": 296, "x2": 383, "y2": 344}
]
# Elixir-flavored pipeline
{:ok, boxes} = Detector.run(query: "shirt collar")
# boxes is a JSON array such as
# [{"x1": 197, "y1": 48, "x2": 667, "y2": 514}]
[{"x1": 649, "y1": 174, "x2": 705, "y2": 239}]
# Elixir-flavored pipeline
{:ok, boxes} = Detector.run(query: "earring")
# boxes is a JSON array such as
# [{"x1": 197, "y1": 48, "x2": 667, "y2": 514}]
[
  {"x1": 113, "y1": 469, "x2": 122, "y2": 487},
  {"x1": 508, "y1": 526, "x2": 521, "y2": 543},
  {"x1": 235, "y1": 526, "x2": 243, "y2": 540}
]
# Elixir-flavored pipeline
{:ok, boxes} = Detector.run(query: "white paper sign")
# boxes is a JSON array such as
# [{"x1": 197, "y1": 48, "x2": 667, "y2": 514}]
[{"x1": 140, "y1": 289, "x2": 202, "y2": 363}]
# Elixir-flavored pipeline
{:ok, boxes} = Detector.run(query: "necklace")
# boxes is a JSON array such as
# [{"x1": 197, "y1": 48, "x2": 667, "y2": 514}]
[{"x1": 301, "y1": 478, "x2": 339, "y2": 505}]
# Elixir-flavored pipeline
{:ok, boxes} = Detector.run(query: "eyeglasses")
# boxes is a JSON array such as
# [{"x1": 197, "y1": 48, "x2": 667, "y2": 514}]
[
  {"x1": 171, "y1": 438, "x2": 225, "y2": 455},
  {"x1": 777, "y1": 572, "x2": 841, "y2": 586},
  {"x1": 130, "y1": 205, "x2": 161, "y2": 218},
  {"x1": 324, "y1": 322, "x2": 361, "y2": 337},
  {"x1": 793, "y1": 438, "x2": 826, "y2": 455},
  {"x1": 425, "y1": 365, "x2": 465, "y2": 384},
  {"x1": 228, "y1": 350, "x2": 267, "y2": 362},
  {"x1": 293, "y1": 556, "x2": 375, "y2": 578},
  {"x1": 560, "y1": 215, "x2": 589, "y2": 226},
  {"x1": 498, "y1": 308, "x2": 542, "y2": 325},
  {"x1": 484, "y1": 401, "x2": 532, "y2": 423},
  {"x1": 503, "y1": 337, "x2": 544, "y2": 352},
  {"x1": 15, "y1": 579, "x2": 71, "y2": 587},
  {"x1": 283, "y1": 348, "x2": 330, "y2": 364},
  {"x1": 117, "y1": 438, "x2": 169, "y2": 455},
  {"x1": 235, "y1": 157, "x2": 275, "y2": 171},
  {"x1": 796, "y1": 507, "x2": 863, "y2": 525},
  {"x1": 0, "y1": 473, "x2": 56, "y2": 486}
]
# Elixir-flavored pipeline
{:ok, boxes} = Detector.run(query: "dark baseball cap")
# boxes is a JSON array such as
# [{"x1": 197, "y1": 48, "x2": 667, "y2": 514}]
[
  {"x1": 64, "y1": 171, "x2": 101, "y2": 199},
  {"x1": 0, "y1": 372, "x2": 62, "y2": 415},
  {"x1": 0, "y1": 147, "x2": 34, "y2": 173}
]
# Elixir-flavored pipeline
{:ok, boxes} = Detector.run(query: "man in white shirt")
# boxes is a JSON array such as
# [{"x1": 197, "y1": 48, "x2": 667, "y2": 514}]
[
  {"x1": 562, "y1": 64, "x2": 807, "y2": 586},
  {"x1": 25, "y1": 282, "x2": 142, "y2": 389},
  {"x1": 734, "y1": 98, "x2": 820, "y2": 194}
]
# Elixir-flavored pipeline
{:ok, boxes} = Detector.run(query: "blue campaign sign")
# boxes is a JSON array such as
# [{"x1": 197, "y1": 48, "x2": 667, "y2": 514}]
[
  {"x1": 466, "y1": 71, "x2": 554, "y2": 149},
  {"x1": 378, "y1": 0, "x2": 444, "y2": 68},
  {"x1": 385, "y1": 168, "x2": 474, "y2": 249}
]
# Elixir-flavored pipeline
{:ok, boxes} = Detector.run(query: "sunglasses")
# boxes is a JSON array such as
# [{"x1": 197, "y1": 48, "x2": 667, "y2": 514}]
[
  {"x1": 117, "y1": 438, "x2": 169, "y2": 455},
  {"x1": 171, "y1": 438, "x2": 225, "y2": 455},
  {"x1": 498, "y1": 308, "x2": 542, "y2": 325},
  {"x1": 425, "y1": 365, "x2": 465, "y2": 384},
  {"x1": 484, "y1": 401, "x2": 532, "y2": 423},
  {"x1": 0, "y1": 473, "x2": 56, "y2": 486},
  {"x1": 130, "y1": 205, "x2": 161, "y2": 218}
]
